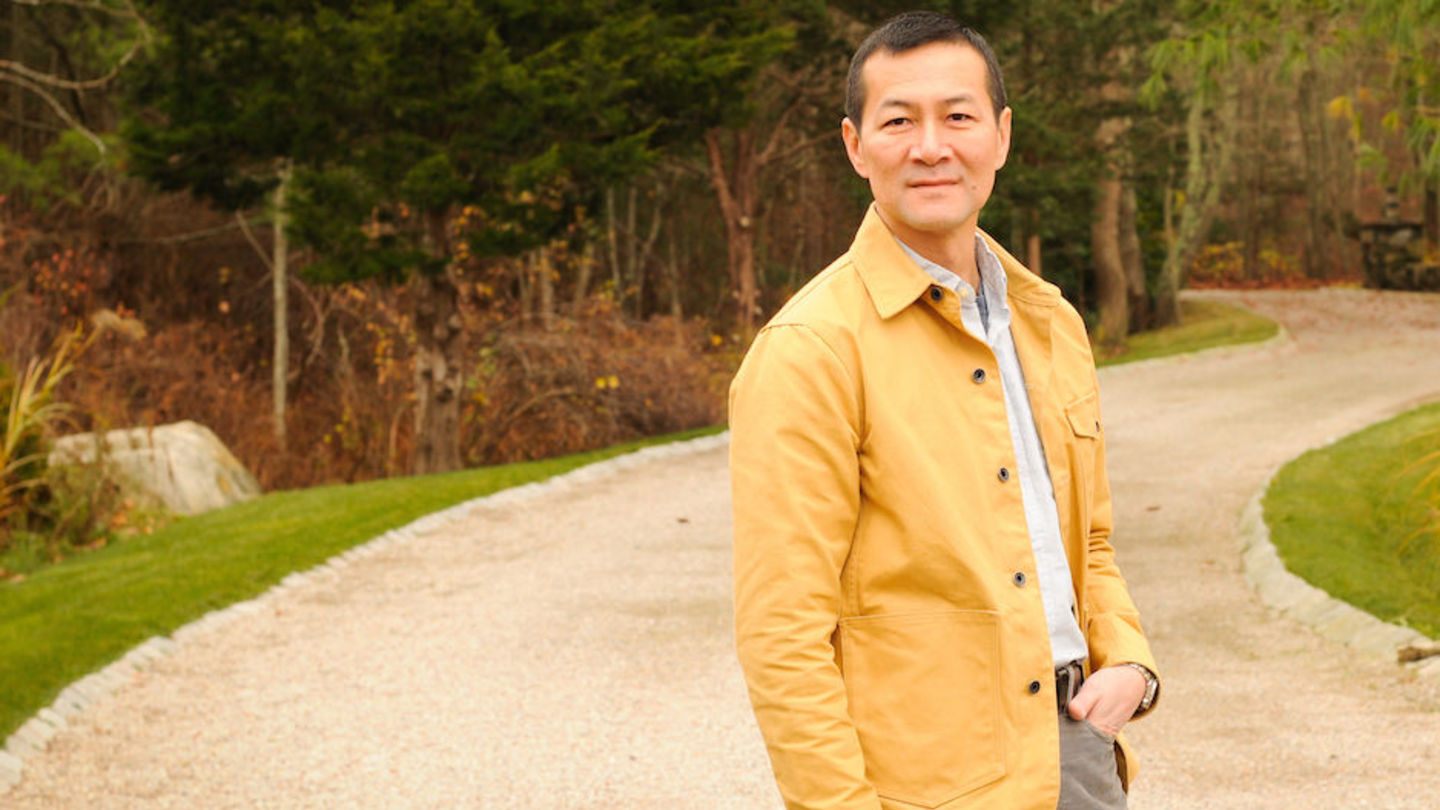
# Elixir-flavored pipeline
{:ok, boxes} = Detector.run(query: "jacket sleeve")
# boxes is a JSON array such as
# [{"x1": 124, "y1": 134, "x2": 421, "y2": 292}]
[
  {"x1": 729, "y1": 324, "x2": 882, "y2": 810},
  {"x1": 1079, "y1": 365, "x2": 1160, "y2": 713}
]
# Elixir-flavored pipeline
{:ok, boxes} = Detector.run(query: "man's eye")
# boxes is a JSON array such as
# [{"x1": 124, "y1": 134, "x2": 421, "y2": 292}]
[
  {"x1": 949, "y1": 113, "x2": 973, "y2": 122},
  {"x1": 883, "y1": 117, "x2": 908, "y2": 128}
]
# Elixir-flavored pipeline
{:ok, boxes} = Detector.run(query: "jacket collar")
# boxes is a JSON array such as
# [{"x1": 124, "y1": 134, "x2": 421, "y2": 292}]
[{"x1": 850, "y1": 203, "x2": 1061, "y2": 320}]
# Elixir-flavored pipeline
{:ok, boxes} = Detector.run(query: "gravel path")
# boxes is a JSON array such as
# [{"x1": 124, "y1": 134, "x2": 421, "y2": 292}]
[{"x1": 8, "y1": 289, "x2": 1440, "y2": 809}]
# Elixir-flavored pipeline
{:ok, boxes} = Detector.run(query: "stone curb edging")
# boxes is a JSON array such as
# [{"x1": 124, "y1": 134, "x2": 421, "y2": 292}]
[
  {"x1": 0, "y1": 431, "x2": 731, "y2": 796},
  {"x1": 1239, "y1": 469, "x2": 1440, "y2": 680}
]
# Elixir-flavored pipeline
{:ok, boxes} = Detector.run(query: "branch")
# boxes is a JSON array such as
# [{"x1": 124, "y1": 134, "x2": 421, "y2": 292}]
[
  {"x1": 3, "y1": 0, "x2": 152, "y2": 90},
  {"x1": 755, "y1": 98, "x2": 803, "y2": 167},
  {"x1": 659, "y1": 154, "x2": 708, "y2": 179},
  {"x1": 236, "y1": 210, "x2": 275, "y2": 272},
  {"x1": 0, "y1": 0, "x2": 151, "y2": 154},
  {"x1": 14, "y1": 0, "x2": 140, "y2": 15},
  {"x1": 115, "y1": 217, "x2": 268, "y2": 245},
  {"x1": 760, "y1": 131, "x2": 836, "y2": 170},
  {"x1": 0, "y1": 71, "x2": 106, "y2": 154},
  {"x1": 704, "y1": 130, "x2": 742, "y2": 224}
]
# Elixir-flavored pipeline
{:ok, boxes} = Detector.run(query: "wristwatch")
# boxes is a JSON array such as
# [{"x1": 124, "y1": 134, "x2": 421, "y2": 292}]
[{"x1": 1123, "y1": 662, "x2": 1159, "y2": 716}]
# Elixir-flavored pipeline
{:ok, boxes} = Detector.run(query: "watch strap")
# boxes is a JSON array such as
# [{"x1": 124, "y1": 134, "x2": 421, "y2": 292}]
[{"x1": 1123, "y1": 662, "x2": 1159, "y2": 715}]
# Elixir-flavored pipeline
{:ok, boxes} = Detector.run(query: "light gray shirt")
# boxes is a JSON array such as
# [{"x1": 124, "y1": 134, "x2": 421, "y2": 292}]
[{"x1": 897, "y1": 237, "x2": 1089, "y2": 668}]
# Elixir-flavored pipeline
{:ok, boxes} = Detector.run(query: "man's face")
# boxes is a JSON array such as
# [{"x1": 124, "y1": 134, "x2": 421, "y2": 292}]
[{"x1": 842, "y1": 42, "x2": 1011, "y2": 247}]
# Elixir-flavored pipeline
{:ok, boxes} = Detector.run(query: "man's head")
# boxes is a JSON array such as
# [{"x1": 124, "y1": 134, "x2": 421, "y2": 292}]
[
  {"x1": 844, "y1": 12, "x2": 1007, "y2": 127},
  {"x1": 840, "y1": 12, "x2": 1012, "y2": 254}
]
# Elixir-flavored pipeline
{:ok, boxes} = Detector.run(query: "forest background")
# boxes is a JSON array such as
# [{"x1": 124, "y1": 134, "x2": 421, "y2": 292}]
[{"x1": 1, "y1": 0, "x2": 1437, "y2": 566}]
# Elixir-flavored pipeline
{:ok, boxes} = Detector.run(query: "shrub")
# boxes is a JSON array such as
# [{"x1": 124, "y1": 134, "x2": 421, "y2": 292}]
[{"x1": 464, "y1": 300, "x2": 732, "y2": 465}]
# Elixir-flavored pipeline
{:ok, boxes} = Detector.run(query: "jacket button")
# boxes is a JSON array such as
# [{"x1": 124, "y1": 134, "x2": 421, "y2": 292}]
[
  {"x1": 971, "y1": 368, "x2": 986, "y2": 384},
  {"x1": 1028, "y1": 679, "x2": 1042, "y2": 695},
  {"x1": 1012, "y1": 572, "x2": 1027, "y2": 587},
  {"x1": 998, "y1": 467, "x2": 1011, "y2": 483},
  {"x1": 929, "y1": 286, "x2": 943, "y2": 302}
]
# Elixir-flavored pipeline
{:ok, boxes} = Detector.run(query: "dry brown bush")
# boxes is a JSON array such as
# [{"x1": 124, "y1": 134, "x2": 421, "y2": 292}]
[
  {"x1": 466, "y1": 300, "x2": 731, "y2": 465},
  {"x1": 4, "y1": 188, "x2": 732, "y2": 495}
]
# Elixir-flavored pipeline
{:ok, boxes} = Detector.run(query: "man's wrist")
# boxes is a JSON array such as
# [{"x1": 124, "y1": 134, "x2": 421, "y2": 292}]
[{"x1": 1121, "y1": 662, "x2": 1159, "y2": 716}]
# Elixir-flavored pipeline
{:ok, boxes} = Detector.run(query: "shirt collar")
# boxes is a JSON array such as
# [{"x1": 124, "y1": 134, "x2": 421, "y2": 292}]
[
  {"x1": 894, "y1": 235, "x2": 1011, "y2": 308},
  {"x1": 848, "y1": 202, "x2": 1062, "y2": 319}
]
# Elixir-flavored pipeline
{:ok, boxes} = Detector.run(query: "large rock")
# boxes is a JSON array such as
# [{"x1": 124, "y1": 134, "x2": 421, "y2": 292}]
[{"x1": 49, "y1": 421, "x2": 262, "y2": 516}]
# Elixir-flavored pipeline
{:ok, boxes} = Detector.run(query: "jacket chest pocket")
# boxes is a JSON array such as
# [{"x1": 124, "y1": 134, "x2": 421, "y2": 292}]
[
  {"x1": 839, "y1": 610, "x2": 1006, "y2": 807},
  {"x1": 1064, "y1": 391, "x2": 1101, "y2": 509}
]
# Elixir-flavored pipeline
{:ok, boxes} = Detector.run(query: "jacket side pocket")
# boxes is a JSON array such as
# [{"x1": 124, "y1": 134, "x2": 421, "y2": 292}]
[{"x1": 839, "y1": 610, "x2": 1005, "y2": 808}]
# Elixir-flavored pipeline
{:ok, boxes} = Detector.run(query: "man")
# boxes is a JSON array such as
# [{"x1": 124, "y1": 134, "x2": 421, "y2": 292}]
[{"x1": 728, "y1": 11, "x2": 1160, "y2": 810}]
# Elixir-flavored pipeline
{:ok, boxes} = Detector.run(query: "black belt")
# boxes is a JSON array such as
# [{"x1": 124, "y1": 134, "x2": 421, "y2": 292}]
[{"x1": 1055, "y1": 661, "x2": 1084, "y2": 712}]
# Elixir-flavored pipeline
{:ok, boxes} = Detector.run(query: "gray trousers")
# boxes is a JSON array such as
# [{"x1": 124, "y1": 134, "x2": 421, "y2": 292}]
[{"x1": 1057, "y1": 710, "x2": 1127, "y2": 810}]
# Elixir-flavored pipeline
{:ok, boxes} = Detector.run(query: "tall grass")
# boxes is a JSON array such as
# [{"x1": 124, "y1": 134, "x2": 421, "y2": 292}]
[{"x1": 1, "y1": 327, "x2": 82, "y2": 527}]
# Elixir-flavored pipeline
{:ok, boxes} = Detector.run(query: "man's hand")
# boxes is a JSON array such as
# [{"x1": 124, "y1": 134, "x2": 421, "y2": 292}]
[{"x1": 1065, "y1": 665, "x2": 1145, "y2": 737}]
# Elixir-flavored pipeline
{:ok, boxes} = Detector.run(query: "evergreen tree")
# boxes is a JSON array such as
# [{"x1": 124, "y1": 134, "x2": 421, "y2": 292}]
[{"x1": 125, "y1": 0, "x2": 790, "y2": 473}]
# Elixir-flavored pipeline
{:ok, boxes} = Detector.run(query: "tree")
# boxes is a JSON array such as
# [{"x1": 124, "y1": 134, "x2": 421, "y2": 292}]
[
  {"x1": 125, "y1": 1, "x2": 342, "y2": 452},
  {"x1": 694, "y1": 0, "x2": 838, "y2": 335},
  {"x1": 126, "y1": 0, "x2": 793, "y2": 474},
  {"x1": 1348, "y1": 0, "x2": 1440, "y2": 254}
]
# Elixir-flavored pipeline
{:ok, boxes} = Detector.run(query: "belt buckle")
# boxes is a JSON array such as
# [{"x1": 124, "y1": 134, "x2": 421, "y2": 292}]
[{"x1": 1055, "y1": 662, "x2": 1082, "y2": 711}]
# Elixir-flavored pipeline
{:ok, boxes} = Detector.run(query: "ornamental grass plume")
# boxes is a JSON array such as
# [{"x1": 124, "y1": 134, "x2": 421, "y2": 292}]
[
  {"x1": 1, "y1": 326, "x2": 84, "y2": 528},
  {"x1": 1, "y1": 308, "x2": 144, "y2": 551}
]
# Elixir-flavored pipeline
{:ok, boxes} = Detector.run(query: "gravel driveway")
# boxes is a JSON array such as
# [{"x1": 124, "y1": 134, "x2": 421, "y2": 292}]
[{"x1": 8, "y1": 289, "x2": 1440, "y2": 808}]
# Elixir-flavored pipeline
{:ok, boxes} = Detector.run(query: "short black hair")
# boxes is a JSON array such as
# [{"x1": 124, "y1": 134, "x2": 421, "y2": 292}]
[{"x1": 844, "y1": 11, "x2": 1007, "y2": 126}]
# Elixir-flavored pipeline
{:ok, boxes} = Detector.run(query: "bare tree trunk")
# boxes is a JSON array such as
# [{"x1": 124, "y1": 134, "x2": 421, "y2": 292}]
[
  {"x1": 271, "y1": 159, "x2": 291, "y2": 451},
  {"x1": 1091, "y1": 78, "x2": 1130, "y2": 342},
  {"x1": 573, "y1": 240, "x2": 594, "y2": 313},
  {"x1": 706, "y1": 129, "x2": 759, "y2": 336},
  {"x1": 1092, "y1": 169, "x2": 1129, "y2": 343},
  {"x1": 412, "y1": 211, "x2": 463, "y2": 475},
  {"x1": 1296, "y1": 51, "x2": 1330, "y2": 279},
  {"x1": 517, "y1": 251, "x2": 534, "y2": 328},
  {"x1": 666, "y1": 226, "x2": 682, "y2": 319},
  {"x1": 536, "y1": 246, "x2": 554, "y2": 331},
  {"x1": 1119, "y1": 180, "x2": 1149, "y2": 331},
  {"x1": 1012, "y1": 206, "x2": 1043, "y2": 276},
  {"x1": 1238, "y1": 73, "x2": 1263, "y2": 281},
  {"x1": 632, "y1": 183, "x2": 664, "y2": 319},
  {"x1": 5, "y1": 1, "x2": 21, "y2": 154},
  {"x1": 624, "y1": 184, "x2": 638, "y2": 310},
  {"x1": 1157, "y1": 88, "x2": 1235, "y2": 327},
  {"x1": 605, "y1": 186, "x2": 620, "y2": 298}
]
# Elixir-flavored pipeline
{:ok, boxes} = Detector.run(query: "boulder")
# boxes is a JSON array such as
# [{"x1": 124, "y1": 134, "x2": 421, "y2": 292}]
[{"x1": 49, "y1": 421, "x2": 262, "y2": 516}]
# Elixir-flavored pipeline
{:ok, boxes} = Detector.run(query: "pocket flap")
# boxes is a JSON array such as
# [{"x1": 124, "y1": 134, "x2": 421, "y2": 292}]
[{"x1": 1066, "y1": 391, "x2": 1101, "y2": 438}]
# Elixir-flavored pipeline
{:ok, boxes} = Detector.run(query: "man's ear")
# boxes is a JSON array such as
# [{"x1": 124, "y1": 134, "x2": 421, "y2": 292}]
[
  {"x1": 841, "y1": 117, "x2": 869, "y2": 179},
  {"x1": 994, "y1": 106, "x2": 1013, "y2": 171}
]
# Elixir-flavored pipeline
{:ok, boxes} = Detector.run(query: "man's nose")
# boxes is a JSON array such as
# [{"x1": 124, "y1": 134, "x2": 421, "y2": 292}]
[{"x1": 912, "y1": 119, "x2": 947, "y2": 164}]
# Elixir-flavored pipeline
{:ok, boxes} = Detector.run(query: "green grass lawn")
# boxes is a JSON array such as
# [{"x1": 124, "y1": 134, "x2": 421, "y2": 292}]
[
  {"x1": 1264, "y1": 402, "x2": 1440, "y2": 639},
  {"x1": 0, "y1": 425, "x2": 723, "y2": 741},
  {"x1": 1096, "y1": 298, "x2": 1280, "y2": 367}
]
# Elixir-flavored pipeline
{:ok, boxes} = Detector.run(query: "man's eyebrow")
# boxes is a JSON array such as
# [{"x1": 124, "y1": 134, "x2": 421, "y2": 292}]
[
  {"x1": 875, "y1": 93, "x2": 980, "y2": 110},
  {"x1": 874, "y1": 98, "x2": 918, "y2": 112}
]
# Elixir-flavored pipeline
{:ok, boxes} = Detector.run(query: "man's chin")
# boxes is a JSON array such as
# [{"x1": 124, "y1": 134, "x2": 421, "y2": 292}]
[{"x1": 897, "y1": 210, "x2": 975, "y2": 237}]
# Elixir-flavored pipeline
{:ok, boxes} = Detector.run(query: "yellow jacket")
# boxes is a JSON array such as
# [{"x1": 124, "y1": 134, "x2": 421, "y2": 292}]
[{"x1": 729, "y1": 207, "x2": 1157, "y2": 810}]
